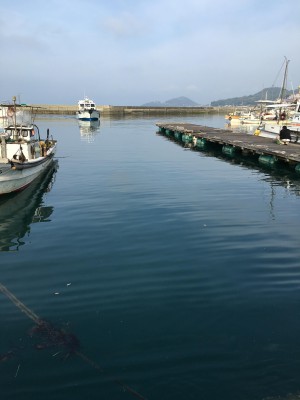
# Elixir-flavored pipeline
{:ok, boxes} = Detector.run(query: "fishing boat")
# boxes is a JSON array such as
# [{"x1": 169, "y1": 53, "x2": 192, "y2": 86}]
[
  {"x1": 76, "y1": 97, "x2": 100, "y2": 121},
  {"x1": 0, "y1": 99, "x2": 57, "y2": 195},
  {"x1": 256, "y1": 108, "x2": 300, "y2": 141},
  {"x1": 0, "y1": 160, "x2": 57, "y2": 251},
  {"x1": 257, "y1": 88, "x2": 300, "y2": 136}
]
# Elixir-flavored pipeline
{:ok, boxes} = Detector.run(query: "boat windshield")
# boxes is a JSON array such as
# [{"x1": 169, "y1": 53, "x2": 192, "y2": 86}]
[{"x1": 5, "y1": 126, "x2": 34, "y2": 141}]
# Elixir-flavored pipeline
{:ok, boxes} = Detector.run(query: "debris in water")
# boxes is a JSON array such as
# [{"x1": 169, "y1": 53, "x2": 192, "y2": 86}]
[
  {"x1": 29, "y1": 318, "x2": 81, "y2": 359},
  {"x1": 0, "y1": 282, "x2": 147, "y2": 400},
  {"x1": 14, "y1": 364, "x2": 20, "y2": 378},
  {"x1": 0, "y1": 350, "x2": 15, "y2": 363}
]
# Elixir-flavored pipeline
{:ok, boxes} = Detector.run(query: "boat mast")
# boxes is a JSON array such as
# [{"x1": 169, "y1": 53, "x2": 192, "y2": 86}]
[
  {"x1": 279, "y1": 56, "x2": 290, "y2": 102},
  {"x1": 12, "y1": 95, "x2": 17, "y2": 140}
]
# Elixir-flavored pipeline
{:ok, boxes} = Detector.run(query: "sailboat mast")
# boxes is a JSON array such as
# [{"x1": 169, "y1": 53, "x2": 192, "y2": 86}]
[
  {"x1": 12, "y1": 95, "x2": 17, "y2": 140},
  {"x1": 279, "y1": 57, "x2": 290, "y2": 102}
]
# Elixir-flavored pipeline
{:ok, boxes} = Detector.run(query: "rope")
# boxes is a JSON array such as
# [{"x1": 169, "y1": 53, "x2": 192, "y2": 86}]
[
  {"x1": 76, "y1": 351, "x2": 147, "y2": 400},
  {"x1": 0, "y1": 282, "x2": 147, "y2": 400},
  {"x1": 0, "y1": 282, "x2": 40, "y2": 323}
]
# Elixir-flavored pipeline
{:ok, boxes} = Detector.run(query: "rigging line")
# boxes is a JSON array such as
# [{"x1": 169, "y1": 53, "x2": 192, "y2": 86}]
[
  {"x1": 0, "y1": 282, "x2": 148, "y2": 400},
  {"x1": 271, "y1": 58, "x2": 286, "y2": 88}
]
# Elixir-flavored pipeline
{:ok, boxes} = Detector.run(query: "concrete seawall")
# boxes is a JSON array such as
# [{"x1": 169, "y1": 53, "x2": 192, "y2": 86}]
[{"x1": 29, "y1": 105, "x2": 233, "y2": 116}]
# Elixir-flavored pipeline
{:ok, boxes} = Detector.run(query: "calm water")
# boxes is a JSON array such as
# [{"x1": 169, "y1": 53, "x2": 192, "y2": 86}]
[{"x1": 1, "y1": 113, "x2": 300, "y2": 400}]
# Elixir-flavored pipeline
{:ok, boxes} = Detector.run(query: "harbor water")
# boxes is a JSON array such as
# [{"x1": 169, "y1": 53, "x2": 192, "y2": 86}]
[{"x1": 1, "y1": 114, "x2": 300, "y2": 400}]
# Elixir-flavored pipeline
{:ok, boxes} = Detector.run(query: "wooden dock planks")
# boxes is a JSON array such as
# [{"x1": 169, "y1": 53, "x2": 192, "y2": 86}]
[{"x1": 156, "y1": 122, "x2": 300, "y2": 165}]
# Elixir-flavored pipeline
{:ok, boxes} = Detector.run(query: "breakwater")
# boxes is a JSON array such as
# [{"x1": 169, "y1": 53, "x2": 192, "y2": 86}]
[{"x1": 29, "y1": 104, "x2": 233, "y2": 116}]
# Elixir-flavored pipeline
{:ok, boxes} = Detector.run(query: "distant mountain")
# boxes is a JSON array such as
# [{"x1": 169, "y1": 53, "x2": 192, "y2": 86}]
[
  {"x1": 141, "y1": 89, "x2": 295, "y2": 108},
  {"x1": 211, "y1": 87, "x2": 294, "y2": 107},
  {"x1": 142, "y1": 96, "x2": 199, "y2": 107}
]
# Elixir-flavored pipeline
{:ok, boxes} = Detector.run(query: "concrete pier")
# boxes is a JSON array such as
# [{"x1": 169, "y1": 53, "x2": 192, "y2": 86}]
[{"x1": 28, "y1": 104, "x2": 225, "y2": 116}]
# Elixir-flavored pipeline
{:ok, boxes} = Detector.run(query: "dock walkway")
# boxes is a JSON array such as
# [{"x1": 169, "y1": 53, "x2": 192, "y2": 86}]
[{"x1": 156, "y1": 122, "x2": 300, "y2": 172}]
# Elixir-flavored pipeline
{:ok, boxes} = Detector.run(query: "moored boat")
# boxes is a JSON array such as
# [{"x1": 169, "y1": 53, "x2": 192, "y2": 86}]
[
  {"x1": 76, "y1": 97, "x2": 100, "y2": 121},
  {"x1": 256, "y1": 100, "x2": 300, "y2": 139},
  {"x1": 227, "y1": 58, "x2": 298, "y2": 126},
  {"x1": 0, "y1": 102, "x2": 57, "y2": 195},
  {"x1": 0, "y1": 160, "x2": 57, "y2": 251}
]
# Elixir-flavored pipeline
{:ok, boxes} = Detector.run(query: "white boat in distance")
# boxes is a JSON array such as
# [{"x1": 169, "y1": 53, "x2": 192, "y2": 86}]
[
  {"x1": 0, "y1": 101, "x2": 57, "y2": 195},
  {"x1": 76, "y1": 97, "x2": 100, "y2": 121}
]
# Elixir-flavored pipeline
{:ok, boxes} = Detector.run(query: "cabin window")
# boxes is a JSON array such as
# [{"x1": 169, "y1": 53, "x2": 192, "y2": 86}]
[{"x1": 91, "y1": 104, "x2": 95, "y2": 107}]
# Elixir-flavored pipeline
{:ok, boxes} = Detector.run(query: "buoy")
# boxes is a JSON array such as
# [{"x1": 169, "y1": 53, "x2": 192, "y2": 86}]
[
  {"x1": 196, "y1": 138, "x2": 207, "y2": 149},
  {"x1": 295, "y1": 164, "x2": 300, "y2": 174},
  {"x1": 258, "y1": 155, "x2": 278, "y2": 166},
  {"x1": 174, "y1": 131, "x2": 182, "y2": 140},
  {"x1": 182, "y1": 134, "x2": 192, "y2": 143},
  {"x1": 222, "y1": 145, "x2": 235, "y2": 156}
]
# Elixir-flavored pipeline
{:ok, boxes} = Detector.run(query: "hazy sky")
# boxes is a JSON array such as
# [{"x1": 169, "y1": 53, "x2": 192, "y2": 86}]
[{"x1": 1, "y1": 0, "x2": 300, "y2": 105}]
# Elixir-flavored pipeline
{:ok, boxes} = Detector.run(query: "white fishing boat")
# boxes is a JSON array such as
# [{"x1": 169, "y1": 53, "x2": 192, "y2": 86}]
[
  {"x1": 256, "y1": 100, "x2": 300, "y2": 139},
  {"x1": 76, "y1": 97, "x2": 100, "y2": 121},
  {"x1": 0, "y1": 99, "x2": 57, "y2": 195},
  {"x1": 225, "y1": 109, "x2": 254, "y2": 124},
  {"x1": 0, "y1": 160, "x2": 57, "y2": 251}
]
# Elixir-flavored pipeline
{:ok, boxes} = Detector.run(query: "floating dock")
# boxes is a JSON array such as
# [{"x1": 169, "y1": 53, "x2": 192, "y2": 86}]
[{"x1": 156, "y1": 122, "x2": 300, "y2": 173}]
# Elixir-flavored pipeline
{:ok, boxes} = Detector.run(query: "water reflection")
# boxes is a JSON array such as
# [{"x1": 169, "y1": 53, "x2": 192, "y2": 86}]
[
  {"x1": 0, "y1": 161, "x2": 58, "y2": 251},
  {"x1": 78, "y1": 120, "x2": 100, "y2": 142},
  {"x1": 225, "y1": 122, "x2": 258, "y2": 135},
  {"x1": 202, "y1": 145, "x2": 300, "y2": 196},
  {"x1": 157, "y1": 130, "x2": 300, "y2": 198}
]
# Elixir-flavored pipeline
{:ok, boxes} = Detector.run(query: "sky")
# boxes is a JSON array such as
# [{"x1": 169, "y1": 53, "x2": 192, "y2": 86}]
[{"x1": 1, "y1": 0, "x2": 300, "y2": 106}]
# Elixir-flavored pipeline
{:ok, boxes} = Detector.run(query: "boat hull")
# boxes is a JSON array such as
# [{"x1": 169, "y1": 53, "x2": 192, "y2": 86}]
[
  {"x1": 0, "y1": 151, "x2": 56, "y2": 195},
  {"x1": 261, "y1": 122, "x2": 300, "y2": 136},
  {"x1": 78, "y1": 117, "x2": 99, "y2": 121},
  {"x1": 76, "y1": 110, "x2": 100, "y2": 121}
]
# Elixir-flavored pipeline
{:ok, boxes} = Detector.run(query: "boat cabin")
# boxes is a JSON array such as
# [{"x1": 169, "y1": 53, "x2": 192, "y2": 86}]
[
  {"x1": 3, "y1": 125, "x2": 36, "y2": 143},
  {"x1": 0, "y1": 124, "x2": 43, "y2": 162},
  {"x1": 78, "y1": 98, "x2": 96, "y2": 111}
]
